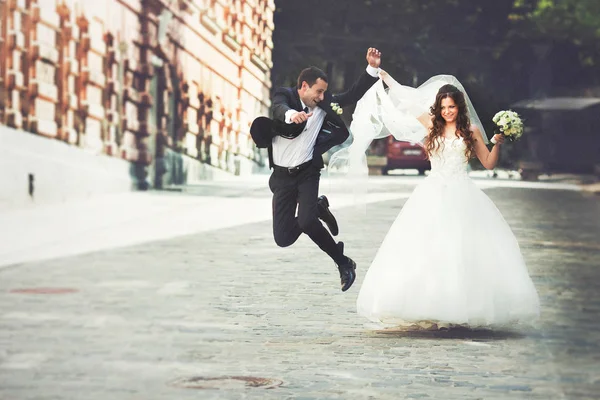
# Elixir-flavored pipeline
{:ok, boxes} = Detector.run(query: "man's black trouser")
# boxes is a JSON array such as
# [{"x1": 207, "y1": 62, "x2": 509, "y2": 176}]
[{"x1": 269, "y1": 161, "x2": 345, "y2": 264}]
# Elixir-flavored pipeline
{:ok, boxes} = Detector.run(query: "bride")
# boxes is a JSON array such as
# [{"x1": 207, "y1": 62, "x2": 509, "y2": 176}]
[{"x1": 332, "y1": 70, "x2": 540, "y2": 329}]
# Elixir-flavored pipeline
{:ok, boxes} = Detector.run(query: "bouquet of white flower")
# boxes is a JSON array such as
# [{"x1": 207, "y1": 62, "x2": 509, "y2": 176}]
[{"x1": 492, "y1": 110, "x2": 524, "y2": 141}]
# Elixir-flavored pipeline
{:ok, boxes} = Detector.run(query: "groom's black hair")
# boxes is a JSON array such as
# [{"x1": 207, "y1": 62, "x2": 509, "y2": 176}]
[{"x1": 297, "y1": 66, "x2": 328, "y2": 88}]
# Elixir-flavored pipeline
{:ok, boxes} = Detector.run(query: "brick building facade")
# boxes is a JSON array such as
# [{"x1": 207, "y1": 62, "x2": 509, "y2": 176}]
[{"x1": 0, "y1": 0, "x2": 274, "y2": 188}]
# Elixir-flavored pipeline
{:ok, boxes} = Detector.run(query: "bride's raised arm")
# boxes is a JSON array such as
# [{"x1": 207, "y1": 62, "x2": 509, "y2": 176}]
[
  {"x1": 417, "y1": 112, "x2": 432, "y2": 131},
  {"x1": 379, "y1": 69, "x2": 431, "y2": 133},
  {"x1": 379, "y1": 69, "x2": 399, "y2": 89},
  {"x1": 472, "y1": 125, "x2": 504, "y2": 170}
]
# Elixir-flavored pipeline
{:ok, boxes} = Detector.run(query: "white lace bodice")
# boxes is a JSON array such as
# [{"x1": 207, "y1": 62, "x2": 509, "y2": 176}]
[{"x1": 427, "y1": 137, "x2": 469, "y2": 179}]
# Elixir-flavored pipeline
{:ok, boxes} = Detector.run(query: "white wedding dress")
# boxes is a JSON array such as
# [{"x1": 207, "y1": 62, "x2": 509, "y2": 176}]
[{"x1": 356, "y1": 136, "x2": 540, "y2": 328}]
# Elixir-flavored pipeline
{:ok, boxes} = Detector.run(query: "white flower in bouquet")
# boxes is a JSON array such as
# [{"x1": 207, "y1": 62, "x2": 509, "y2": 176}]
[{"x1": 492, "y1": 110, "x2": 524, "y2": 141}]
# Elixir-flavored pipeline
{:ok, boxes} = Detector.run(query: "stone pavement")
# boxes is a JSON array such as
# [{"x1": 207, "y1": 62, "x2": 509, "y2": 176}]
[{"x1": 0, "y1": 176, "x2": 599, "y2": 399}]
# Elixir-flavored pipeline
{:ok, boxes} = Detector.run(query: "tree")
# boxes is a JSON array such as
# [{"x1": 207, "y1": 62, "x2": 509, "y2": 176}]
[{"x1": 504, "y1": 0, "x2": 600, "y2": 93}]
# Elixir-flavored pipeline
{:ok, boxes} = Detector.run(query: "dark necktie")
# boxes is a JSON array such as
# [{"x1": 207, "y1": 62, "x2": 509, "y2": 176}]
[{"x1": 303, "y1": 106, "x2": 309, "y2": 113}]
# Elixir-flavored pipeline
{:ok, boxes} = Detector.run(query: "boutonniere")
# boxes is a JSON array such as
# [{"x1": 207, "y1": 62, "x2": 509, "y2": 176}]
[{"x1": 330, "y1": 102, "x2": 343, "y2": 115}]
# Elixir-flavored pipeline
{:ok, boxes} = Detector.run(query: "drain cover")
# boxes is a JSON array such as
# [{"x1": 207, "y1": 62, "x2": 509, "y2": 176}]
[
  {"x1": 10, "y1": 288, "x2": 78, "y2": 294},
  {"x1": 170, "y1": 376, "x2": 283, "y2": 390}
]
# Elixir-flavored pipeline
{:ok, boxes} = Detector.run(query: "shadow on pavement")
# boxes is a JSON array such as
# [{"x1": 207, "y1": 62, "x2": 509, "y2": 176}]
[{"x1": 366, "y1": 326, "x2": 527, "y2": 340}]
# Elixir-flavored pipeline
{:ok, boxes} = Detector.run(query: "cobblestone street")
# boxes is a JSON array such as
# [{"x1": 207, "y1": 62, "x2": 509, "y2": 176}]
[{"x1": 0, "y1": 177, "x2": 599, "y2": 399}]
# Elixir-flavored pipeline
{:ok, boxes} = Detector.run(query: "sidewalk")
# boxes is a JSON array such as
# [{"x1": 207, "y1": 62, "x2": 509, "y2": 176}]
[
  {"x1": 0, "y1": 179, "x2": 410, "y2": 268},
  {"x1": 580, "y1": 182, "x2": 600, "y2": 194}
]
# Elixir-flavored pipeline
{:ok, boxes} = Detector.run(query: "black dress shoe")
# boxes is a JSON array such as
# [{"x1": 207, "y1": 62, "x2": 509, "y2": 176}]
[
  {"x1": 336, "y1": 241, "x2": 356, "y2": 292},
  {"x1": 317, "y1": 195, "x2": 339, "y2": 236},
  {"x1": 338, "y1": 257, "x2": 357, "y2": 292}
]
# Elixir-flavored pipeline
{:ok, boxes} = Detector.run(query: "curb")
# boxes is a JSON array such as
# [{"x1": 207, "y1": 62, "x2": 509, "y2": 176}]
[{"x1": 580, "y1": 182, "x2": 600, "y2": 194}]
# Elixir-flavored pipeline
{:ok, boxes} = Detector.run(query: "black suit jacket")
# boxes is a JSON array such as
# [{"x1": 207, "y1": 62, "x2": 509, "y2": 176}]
[{"x1": 269, "y1": 71, "x2": 378, "y2": 169}]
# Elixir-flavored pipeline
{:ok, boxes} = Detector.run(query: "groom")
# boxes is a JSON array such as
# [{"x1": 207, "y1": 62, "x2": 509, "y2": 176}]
[{"x1": 253, "y1": 48, "x2": 381, "y2": 292}]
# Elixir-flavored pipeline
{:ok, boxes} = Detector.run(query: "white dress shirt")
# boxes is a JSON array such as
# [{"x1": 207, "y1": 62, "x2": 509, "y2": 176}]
[
  {"x1": 272, "y1": 101, "x2": 325, "y2": 168},
  {"x1": 272, "y1": 66, "x2": 380, "y2": 168}
]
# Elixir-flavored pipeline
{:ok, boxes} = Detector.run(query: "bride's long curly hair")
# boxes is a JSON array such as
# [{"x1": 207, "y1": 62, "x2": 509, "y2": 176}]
[{"x1": 424, "y1": 84, "x2": 476, "y2": 160}]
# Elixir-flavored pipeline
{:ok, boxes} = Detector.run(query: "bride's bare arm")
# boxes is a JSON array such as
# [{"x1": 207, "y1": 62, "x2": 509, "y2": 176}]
[
  {"x1": 417, "y1": 113, "x2": 432, "y2": 130},
  {"x1": 379, "y1": 69, "x2": 431, "y2": 135},
  {"x1": 378, "y1": 69, "x2": 396, "y2": 87},
  {"x1": 472, "y1": 125, "x2": 504, "y2": 169}
]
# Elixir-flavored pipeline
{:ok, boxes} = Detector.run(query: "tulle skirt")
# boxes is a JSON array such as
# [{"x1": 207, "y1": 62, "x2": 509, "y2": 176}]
[{"x1": 356, "y1": 175, "x2": 540, "y2": 328}]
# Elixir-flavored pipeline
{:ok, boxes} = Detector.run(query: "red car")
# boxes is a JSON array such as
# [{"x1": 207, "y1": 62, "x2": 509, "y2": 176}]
[{"x1": 382, "y1": 136, "x2": 431, "y2": 175}]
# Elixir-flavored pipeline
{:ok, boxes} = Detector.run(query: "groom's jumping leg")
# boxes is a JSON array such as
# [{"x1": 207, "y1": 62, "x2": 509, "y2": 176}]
[
  {"x1": 297, "y1": 168, "x2": 356, "y2": 291},
  {"x1": 296, "y1": 168, "x2": 345, "y2": 264},
  {"x1": 298, "y1": 169, "x2": 356, "y2": 292}
]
